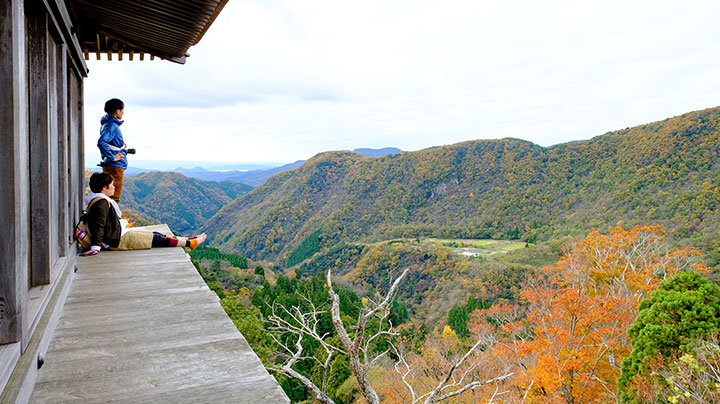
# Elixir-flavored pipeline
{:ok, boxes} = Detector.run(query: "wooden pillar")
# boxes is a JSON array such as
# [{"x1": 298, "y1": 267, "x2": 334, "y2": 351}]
[
  {"x1": 48, "y1": 37, "x2": 60, "y2": 262},
  {"x1": 28, "y1": 9, "x2": 52, "y2": 286},
  {"x1": 68, "y1": 70, "x2": 83, "y2": 229},
  {"x1": 56, "y1": 44, "x2": 69, "y2": 256},
  {"x1": 0, "y1": 0, "x2": 30, "y2": 345},
  {"x1": 78, "y1": 78, "x2": 85, "y2": 198}
]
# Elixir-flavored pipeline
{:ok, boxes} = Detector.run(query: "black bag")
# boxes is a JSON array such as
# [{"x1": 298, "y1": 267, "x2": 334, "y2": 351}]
[{"x1": 74, "y1": 197, "x2": 105, "y2": 249}]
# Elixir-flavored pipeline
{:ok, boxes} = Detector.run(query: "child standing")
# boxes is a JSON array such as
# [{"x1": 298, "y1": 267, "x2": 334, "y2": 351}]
[{"x1": 98, "y1": 98, "x2": 133, "y2": 203}]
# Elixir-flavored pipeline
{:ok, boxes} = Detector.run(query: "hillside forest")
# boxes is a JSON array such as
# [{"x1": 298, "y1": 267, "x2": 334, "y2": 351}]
[
  {"x1": 136, "y1": 106, "x2": 720, "y2": 403},
  {"x1": 120, "y1": 172, "x2": 252, "y2": 234}
]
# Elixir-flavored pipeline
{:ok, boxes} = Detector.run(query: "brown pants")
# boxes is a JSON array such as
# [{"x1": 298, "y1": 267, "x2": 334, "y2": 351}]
[{"x1": 102, "y1": 165, "x2": 124, "y2": 203}]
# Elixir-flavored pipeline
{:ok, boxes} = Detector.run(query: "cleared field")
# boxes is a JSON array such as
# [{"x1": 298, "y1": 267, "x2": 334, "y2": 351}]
[
  {"x1": 425, "y1": 238, "x2": 528, "y2": 258},
  {"x1": 360, "y1": 238, "x2": 529, "y2": 259}
]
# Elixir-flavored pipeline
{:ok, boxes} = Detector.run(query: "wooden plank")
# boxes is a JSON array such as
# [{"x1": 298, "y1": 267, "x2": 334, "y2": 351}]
[
  {"x1": 1, "y1": 251, "x2": 76, "y2": 404},
  {"x1": 76, "y1": 78, "x2": 84, "y2": 222},
  {"x1": 32, "y1": 339, "x2": 283, "y2": 403},
  {"x1": 28, "y1": 9, "x2": 53, "y2": 287},
  {"x1": 32, "y1": 340, "x2": 285, "y2": 403},
  {"x1": 55, "y1": 43, "x2": 69, "y2": 256},
  {"x1": 50, "y1": 302, "x2": 224, "y2": 337},
  {"x1": 25, "y1": 257, "x2": 70, "y2": 350},
  {"x1": 0, "y1": 0, "x2": 30, "y2": 346},
  {"x1": 30, "y1": 225, "x2": 289, "y2": 403},
  {"x1": 0, "y1": 343, "x2": 21, "y2": 395},
  {"x1": 67, "y1": 72, "x2": 82, "y2": 239},
  {"x1": 48, "y1": 36, "x2": 60, "y2": 264},
  {"x1": 46, "y1": 320, "x2": 240, "y2": 363}
]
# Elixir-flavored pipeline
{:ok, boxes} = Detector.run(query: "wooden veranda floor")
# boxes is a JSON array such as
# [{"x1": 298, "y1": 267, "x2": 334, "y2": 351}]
[{"x1": 30, "y1": 225, "x2": 288, "y2": 403}]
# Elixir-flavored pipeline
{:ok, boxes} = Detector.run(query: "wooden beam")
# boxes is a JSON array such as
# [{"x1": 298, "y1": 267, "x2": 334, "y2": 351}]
[
  {"x1": 55, "y1": 44, "x2": 69, "y2": 256},
  {"x1": 27, "y1": 9, "x2": 52, "y2": 287},
  {"x1": 96, "y1": 33, "x2": 100, "y2": 60},
  {"x1": 40, "y1": 0, "x2": 88, "y2": 76},
  {"x1": 47, "y1": 38, "x2": 60, "y2": 263},
  {"x1": 68, "y1": 71, "x2": 84, "y2": 237},
  {"x1": 0, "y1": 0, "x2": 30, "y2": 345}
]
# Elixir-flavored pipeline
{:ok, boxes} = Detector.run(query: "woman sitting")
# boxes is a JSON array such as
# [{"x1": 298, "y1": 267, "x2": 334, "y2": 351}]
[{"x1": 81, "y1": 172, "x2": 206, "y2": 256}]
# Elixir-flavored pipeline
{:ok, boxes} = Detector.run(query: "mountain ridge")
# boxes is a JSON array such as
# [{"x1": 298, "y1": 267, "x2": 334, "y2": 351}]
[{"x1": 201, "y1": 106, "x2": 720, "y2": 265}]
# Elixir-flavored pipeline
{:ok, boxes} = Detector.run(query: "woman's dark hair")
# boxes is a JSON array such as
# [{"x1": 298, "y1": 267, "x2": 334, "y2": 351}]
[
  {"x1": 104, "y1": 98, "x2": 124, "y2": 114},
  {"x1": 89, "y1": 172, "x2": 113, "y2": 193}
]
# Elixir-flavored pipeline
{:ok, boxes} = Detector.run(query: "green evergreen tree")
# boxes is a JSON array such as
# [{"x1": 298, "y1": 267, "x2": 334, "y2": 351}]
[
  {"x1": 447, "y1": 296, "x2": 490, "y2": 337},
  {"x1": 618, "y1": 271, "x2": 720, "y2": 402}
]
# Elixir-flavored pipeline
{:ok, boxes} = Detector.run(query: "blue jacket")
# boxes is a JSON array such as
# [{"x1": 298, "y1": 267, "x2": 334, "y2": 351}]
[{"x1": 98, "y1": 113, "x2": 127, "y2": 169}]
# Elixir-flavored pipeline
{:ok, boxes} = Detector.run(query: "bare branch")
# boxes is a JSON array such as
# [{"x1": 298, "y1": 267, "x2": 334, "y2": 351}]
[
  {"x1": 266, "y1": 334, "x2": 336, "y2": 404},
  {"x1": 429, "y1": 373, "x2": 514, "y2": 403},
  {"x1": 391, "y1": 341, "x2": 419, "y2": 403},
  {"x1": 327, "y1": 270, "x2": 353, "y2": 349},
  {"x1": 428, "y1": 337, "x2": 486, "y2": 399},
  {"x1": 365, "y1": 268, "x2": 410, "y2": 321}
]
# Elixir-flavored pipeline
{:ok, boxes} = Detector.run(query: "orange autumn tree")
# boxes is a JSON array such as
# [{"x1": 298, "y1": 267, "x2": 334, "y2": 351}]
[{"x1": 470, "y1": 225, "x2": 707, "y2": 403}]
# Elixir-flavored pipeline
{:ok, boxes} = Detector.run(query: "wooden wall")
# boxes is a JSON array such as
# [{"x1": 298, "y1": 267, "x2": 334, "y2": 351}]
[{"x1": 0, "y1": 0, "x2": 87, "y2": 350}]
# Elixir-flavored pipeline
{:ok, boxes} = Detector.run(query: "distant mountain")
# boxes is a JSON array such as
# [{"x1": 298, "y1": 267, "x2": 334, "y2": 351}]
[
  {"x1": 85, "y1": 165, "x2": 151, "y2": 177},
  {"x1": 125, "y1": 166, "x2": 151, "y2": 176},
  {"x1": 351, "y1": 147, "x2": 402, "y2": 157},
  {"x1": 121, "y1": 172, "x2": 252, "y2": 234},
  {"x1": 129, "y1": 160, "x2": 278, "y2": 172},
  {"x1": 170, "y1": 148, "x2": 401, "y2": 185},
  {"x1": 175, "y1": 160, "x2": 306, "y2": 186},
  {"x1": 202, "y1": 107, "x2": 720, "y2": 266}
]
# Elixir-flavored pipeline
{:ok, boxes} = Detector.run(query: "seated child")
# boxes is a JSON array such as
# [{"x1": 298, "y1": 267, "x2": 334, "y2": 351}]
[{"x1": 81, "y1": 172, "x2": 206, "y2": 256}]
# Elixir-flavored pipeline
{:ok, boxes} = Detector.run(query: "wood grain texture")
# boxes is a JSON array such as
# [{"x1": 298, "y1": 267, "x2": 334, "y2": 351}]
[
  {"x1": 30, "y1": 225, "x2": 289, "y2": 403},
  {"x1": 28, "y1": 9, "x2": 53, "y2": 287},
  {"x1": 0, "y1": 0, "x2": 29, "y2": 346}
]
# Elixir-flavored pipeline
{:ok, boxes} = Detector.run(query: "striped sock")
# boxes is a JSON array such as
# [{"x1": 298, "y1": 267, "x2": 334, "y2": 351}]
[{"x1": 160, "y1": 234, "x2": 178, "y2": 247}]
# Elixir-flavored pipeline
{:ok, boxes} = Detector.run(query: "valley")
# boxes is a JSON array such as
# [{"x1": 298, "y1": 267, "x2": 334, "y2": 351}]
[{"x1": 120, "y1": 106, "x2": 719, "y2": 403}]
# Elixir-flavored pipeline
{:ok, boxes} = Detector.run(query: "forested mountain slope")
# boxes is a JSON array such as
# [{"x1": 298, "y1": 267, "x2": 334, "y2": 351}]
[
  {"x1": 122, "y1": 172, "x2": 252, "y2": 234},
  {"x1": 203, "y1": 106, "x2": 720, "y2": 265}
]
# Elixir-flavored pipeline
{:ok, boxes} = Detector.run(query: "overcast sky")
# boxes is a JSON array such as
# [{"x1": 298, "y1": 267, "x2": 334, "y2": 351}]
[{"x1": 84, "y1": 0, "x2": 720, "y2": 166}]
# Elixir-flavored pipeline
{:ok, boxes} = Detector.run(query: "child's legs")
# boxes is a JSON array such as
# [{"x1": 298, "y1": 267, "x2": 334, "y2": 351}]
[
  {"x1": 102, "y1": 165, "x2": 124, "y2": 203},
  {"x1": 151, "y1": 232, "x2": 187, "y2": 248}
]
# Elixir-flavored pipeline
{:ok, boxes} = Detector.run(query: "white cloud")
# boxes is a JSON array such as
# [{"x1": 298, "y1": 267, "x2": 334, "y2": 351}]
[{"x1": 84, "y1": 0, "x2": 720, "y2": 165}]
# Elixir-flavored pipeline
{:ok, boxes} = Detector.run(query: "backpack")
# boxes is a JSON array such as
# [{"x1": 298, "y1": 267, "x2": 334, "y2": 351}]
[{"x1": 74, "y1": 197, "x2": 107, "y2": 249}]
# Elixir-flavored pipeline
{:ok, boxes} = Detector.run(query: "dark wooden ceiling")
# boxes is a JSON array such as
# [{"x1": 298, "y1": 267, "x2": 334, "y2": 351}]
[{"x1": 68, "y1": 0, "x2": 229, "y2": 64}]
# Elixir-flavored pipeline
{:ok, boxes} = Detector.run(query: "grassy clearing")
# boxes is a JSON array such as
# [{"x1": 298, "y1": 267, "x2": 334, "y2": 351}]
[
  {"x1": 425, "y1": 238, "x2": 528, "y2": 258},
  {"x1": 358, "y1": 237, "x2": 529, "y2": 258}
]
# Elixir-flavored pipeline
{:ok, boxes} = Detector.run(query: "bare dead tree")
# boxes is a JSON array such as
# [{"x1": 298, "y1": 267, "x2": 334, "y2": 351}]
[
  {"x1": 264, "y1": 267, "x2": 513, "y2": 404},
  {"x1": 391, "y1": 338, "x2": 514, "y2": 404},
  {"x1": 265, "y1": 293, "x2": 343, "y2": 404},
  {"x1": 263, "y1": 268, "x2": 408, "y2": 403},
  {"x1": 326, "y1": 267, "x2": 410, "y2": 404}
]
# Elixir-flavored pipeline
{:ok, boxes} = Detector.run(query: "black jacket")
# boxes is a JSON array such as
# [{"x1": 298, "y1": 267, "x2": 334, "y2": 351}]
[{"x1": 87, "y1": 198, "x2": 122, "y2": 248}]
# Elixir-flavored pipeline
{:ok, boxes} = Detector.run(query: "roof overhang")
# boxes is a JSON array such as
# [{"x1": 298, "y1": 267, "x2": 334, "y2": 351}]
[{"x1": 68, "y1": 0, "x2": 229, "y2": 64}]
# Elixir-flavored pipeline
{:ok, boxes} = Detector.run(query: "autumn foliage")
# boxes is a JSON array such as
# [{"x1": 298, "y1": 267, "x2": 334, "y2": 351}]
[{"x1": 469, "y1": 225, "x2": 707, "y2": 403}]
